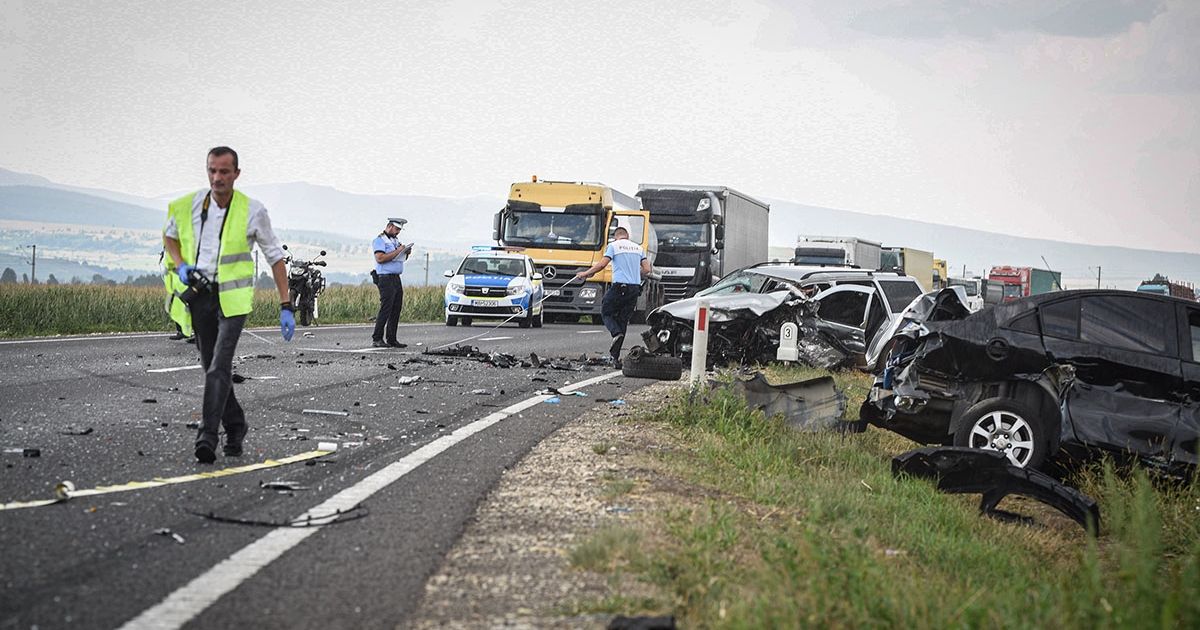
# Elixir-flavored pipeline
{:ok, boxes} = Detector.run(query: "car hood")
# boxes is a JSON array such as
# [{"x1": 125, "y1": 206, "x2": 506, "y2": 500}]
[{"x1": 653, "y1": 290, "x2": 794, "y2": 322}]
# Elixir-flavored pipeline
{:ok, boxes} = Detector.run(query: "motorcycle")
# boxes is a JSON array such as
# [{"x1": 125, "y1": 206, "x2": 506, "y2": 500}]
[{"x1": 282, "y1": 245, "x2": 327, "y2": 326}]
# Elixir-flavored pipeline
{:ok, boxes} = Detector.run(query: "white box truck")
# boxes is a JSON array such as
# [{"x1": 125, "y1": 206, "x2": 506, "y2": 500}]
[{"x1": 793, "y1": 236, "x2": 883, "y2": 270}]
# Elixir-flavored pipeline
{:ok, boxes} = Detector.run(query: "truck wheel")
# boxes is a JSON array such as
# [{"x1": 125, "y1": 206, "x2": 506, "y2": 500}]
[
  {"x1": 952, "y1": 397, "x2": 1050, "y2": 469},
  {"x1": 446, "y1": 315, "x2": 457, "y2": 327},
  {"x1": 620, "y1": 346, "x2": 683, "y2": 380}
]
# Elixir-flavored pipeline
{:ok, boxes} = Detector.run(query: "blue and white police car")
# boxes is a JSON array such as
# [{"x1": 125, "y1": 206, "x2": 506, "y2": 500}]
[{"x1": 443, "y1": 247, "x2": 544, "y2": 328}]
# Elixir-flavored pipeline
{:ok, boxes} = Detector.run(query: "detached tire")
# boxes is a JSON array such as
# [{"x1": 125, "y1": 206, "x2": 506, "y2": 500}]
[
  {"x1": 621, "y1": 346, "x2": 683, "y2": 380},
  {"x1": 952, "y1": 397, "x2": 1049, "y2": 469}
]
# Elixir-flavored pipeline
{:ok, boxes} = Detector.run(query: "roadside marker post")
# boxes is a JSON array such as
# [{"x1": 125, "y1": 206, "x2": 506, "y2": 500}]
[{"x1": 690, "y1": 301, "x2": 709, "y2": 388}]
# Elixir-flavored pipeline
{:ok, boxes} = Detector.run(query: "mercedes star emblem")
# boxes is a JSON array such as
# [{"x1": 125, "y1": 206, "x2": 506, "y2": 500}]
[{"x1": 542, "y1": 266, "x2": 557, "y2": 279}]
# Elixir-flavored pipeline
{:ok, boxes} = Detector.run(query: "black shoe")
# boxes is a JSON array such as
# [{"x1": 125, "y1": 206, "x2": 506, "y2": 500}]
[
  {"x1": 224, "y1": 427, "x2": 246, "y2": 457},
  {"x1": 168, "y1": 331, "x2": 185, "y2": 340},
  {"x1": 387, "y1": 340, "x2": 408, "y2": 348},
  {"x1": 185, "y1": 336, "x2": 196, "y2": 344},
  {"x1": 609, "y1": 334, "x2": 625, "y2": 358},
  {"x1": 194, "y1": 443, "x2": 216, "y2": 464},
  {"x1": 372, "y1": 340, "x2": 388, "y2": 348}
]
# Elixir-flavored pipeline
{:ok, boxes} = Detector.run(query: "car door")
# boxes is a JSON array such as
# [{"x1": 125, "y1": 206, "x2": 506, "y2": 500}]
[
  {"x1": 1041, "y1": 294, "x2": 1183, "y2": 463},
  {"x1": 1176, "y1": 302, "x2": 1200, "y2": 465},
  {"x1": 811, "y1": 285, "x2": 880, "y2": 364}
]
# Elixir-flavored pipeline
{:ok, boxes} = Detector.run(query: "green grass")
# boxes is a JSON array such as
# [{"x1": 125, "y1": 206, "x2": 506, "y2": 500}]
[
  {"x1": 0, "y1": 283, "x2": 446, "y2": 337},
  {"x1": 567, "y1": 366, "x2": 1200, "y2": 629}
]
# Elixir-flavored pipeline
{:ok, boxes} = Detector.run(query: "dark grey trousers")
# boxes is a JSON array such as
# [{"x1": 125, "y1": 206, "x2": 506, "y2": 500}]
[{"x1": 189, "y1": 290, "x2": 247, "y2": 450}]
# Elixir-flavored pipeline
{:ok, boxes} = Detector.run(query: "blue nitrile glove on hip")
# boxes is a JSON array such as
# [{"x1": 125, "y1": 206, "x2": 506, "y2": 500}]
[
  {"x1": 280, "y1": 308, "x2": 295, "y2": 341},
  {"x1": 177, "y1": 264, "x2": 196, "y2": 285}
]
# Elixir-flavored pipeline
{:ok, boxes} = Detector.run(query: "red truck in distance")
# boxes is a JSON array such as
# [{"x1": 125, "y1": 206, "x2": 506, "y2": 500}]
[{"x1": 988, "y1": 266, "x2": 1062, "y2": 301}]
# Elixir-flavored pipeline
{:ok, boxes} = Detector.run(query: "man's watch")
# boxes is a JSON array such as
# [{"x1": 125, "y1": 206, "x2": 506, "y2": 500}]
[{"x1": 281, "y1": 302, "x2": 294, "y2": 312}]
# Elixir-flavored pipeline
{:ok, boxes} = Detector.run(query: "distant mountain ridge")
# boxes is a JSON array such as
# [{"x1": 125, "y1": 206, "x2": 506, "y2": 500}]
[{"x1": 2, "y1": 167, "x2": 1196, "y2": 290}]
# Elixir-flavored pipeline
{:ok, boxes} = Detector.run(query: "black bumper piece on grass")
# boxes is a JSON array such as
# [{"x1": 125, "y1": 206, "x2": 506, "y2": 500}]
[{"x1": 892, "y1": 446, "x2": 1100, "y2": 536}]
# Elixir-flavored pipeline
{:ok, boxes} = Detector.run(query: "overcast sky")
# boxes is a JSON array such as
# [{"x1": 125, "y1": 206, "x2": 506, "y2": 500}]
[{"x1": 2, "y1": 0, "x2": 1197, "y2": 253}]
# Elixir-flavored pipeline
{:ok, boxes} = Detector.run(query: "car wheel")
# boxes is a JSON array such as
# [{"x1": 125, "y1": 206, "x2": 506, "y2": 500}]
[
  {"x1": 620, "y1": 346, "x2": 683, "y2": 381},
  {"x1": 519, "y1": 313, "x2": 532, "y2": 329},
  {"x1": 462, "y1": 317, "x2": 473, "y2": 327},
  {"x1": 533, "y1": 312, "x2": 543, "y2": 328},
  {"x1": 952, "y1": 397, "x2": 1049, "y2": 469},
  {"x1": 446, "y1": 315, "x2": 457, "y2": 327}
]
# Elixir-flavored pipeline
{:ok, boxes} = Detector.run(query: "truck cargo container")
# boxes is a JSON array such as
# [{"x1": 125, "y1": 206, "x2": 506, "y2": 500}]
[
  {"x1": 1136, "y1": 274, "x2": 1195, "y2": 300},
  {"x1": 880, "y1": 247, "x2": 935, "y2": 292}
]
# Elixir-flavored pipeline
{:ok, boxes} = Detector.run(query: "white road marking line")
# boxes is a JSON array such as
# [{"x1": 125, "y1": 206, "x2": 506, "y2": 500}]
[
  {"x1": 479, "y1": 336, "x2": 513, "y2": 340},
  {"x1": 118, "y1": 370, "x2": 621, "y2": 630},
  {"x1": 146, "y1": 365, "x2": 203, "y2": 373},
  {"x1": 577, "y1": 330, "x2": 606, "y2": 334}
]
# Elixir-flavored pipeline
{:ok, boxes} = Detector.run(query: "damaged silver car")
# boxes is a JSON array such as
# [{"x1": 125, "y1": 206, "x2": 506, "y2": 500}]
[
  {"x1": 640, "y1": 265, "x2": 925, "y2": 370},
  {"x1": 862, "y1": 288, "x2": 1200, "y2": 475}
]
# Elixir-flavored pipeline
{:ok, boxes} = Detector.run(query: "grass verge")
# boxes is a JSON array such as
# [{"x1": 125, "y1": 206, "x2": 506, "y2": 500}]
[{"x1": 568, "y1": 365, "x2": 1200, "y2": 629}]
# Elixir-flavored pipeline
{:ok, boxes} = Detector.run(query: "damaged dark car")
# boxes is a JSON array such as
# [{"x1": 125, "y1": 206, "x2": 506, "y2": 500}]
[
  {"x1": 640, "y1": 264, "x2": 925, "y2": 370},
  {"x1": 861, "y1": 288, "x2": 1200, "y2": 476}
]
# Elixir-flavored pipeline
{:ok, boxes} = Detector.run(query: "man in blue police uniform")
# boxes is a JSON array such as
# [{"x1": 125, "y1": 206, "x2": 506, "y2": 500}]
[
  {"x1": 574, "y1": 226, "x2": 651, "y2": 367},
  {"x1": 372, "y1": 217, "x2": 413, "y2": 348}
]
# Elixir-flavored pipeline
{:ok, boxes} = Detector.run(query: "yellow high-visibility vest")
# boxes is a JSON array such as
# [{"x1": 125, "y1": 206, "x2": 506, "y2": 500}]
[{"x1": 166, "y1": 190, "x2": 255, "y2": 318}]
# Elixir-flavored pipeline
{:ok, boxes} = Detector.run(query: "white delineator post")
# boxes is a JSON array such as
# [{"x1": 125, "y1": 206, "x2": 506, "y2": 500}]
[{"x1": 690, "y1": 301, "x2": 709, "y2": 387}]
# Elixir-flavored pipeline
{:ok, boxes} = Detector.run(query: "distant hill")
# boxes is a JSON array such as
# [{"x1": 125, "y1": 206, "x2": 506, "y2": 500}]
[{"x1": 3, "y1": 168, "x2": 1197, "y2": 291}]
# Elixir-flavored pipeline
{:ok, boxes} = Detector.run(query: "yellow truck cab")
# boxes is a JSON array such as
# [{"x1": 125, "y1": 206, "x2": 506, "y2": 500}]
[{"x1": 492, "y1": 178, "x2": 663, "y2": 323}]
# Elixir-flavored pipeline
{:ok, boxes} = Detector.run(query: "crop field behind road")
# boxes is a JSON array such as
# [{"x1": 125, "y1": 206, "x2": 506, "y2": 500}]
[{"x1": 0, "y1": 283, "x2": 445, "y2": 337}]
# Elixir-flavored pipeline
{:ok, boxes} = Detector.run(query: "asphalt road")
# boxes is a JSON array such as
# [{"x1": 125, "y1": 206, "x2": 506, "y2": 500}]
[{"x1": 0, "y1": 319, "x2": 654, "y2": 630}]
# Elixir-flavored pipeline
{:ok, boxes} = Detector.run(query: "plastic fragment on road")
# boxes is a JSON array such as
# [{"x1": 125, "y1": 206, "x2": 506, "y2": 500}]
[
  {"x1": 155, "y1": 528, "x2": 186, "y2": 544},
  {"x1": 610, "y1": 399, "x2": 626, "y2": 405},
  {"x1": 397, "y1": 375, "x2": 421, "y2": 385},
  {"x1": 260, "y1": 480, "x2": 309, "y2": 491},
  {"x1": 55, "y1": 481, "x2": 74, "y2": 500},
  {"x1": 544, "y1": 397, "x2": 560, "y2": 404},
  {"x1": 317, "y1": 442, "x2": 338, "y2": 452},
  {"x1": 62, "y1": 427, "x2": 94, "y2": 436},
  {"x1": 302, "y1": 409, "x2": 349, "y2": 416}
]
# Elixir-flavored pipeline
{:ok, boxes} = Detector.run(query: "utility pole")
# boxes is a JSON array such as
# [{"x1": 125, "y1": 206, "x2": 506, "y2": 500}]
[
  {"x1": 424, "y1": 252, "x2": 430, "y2": 286},
  {"x1": 21, "y1": 244, "x2": 36, "y2": 284}
]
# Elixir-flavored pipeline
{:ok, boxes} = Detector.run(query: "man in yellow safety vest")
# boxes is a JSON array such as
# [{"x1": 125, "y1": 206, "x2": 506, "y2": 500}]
[{"x1": 163, "y1": 146, "x2": 294, "y2": 464}]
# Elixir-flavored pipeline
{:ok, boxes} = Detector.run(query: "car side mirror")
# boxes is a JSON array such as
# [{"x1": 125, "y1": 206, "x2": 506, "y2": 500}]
[
  {"x1": 443, "y1": 270, "x2": 454, "y2": 278},
  {"x1": 532, "y1": 272, "x2": 543, "y2": 280}
]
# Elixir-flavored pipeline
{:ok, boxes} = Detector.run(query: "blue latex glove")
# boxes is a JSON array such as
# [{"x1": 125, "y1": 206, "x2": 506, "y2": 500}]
[
  {"x1": 280, "y1": 309, "x2": 295, "y2": 341},
  {"x1": 177, "y1": 263, "x2": 195, "y2": 285}
]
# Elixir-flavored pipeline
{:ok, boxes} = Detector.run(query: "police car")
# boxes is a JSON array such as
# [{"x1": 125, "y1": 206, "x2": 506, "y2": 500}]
[{"x1": 443, "y1": 247, "x2": 544, "y2": 328}]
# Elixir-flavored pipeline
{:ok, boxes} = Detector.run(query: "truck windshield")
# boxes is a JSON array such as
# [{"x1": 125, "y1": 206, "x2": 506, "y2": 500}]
[
  {"x1": 501, "y1": 211, "x2": 603, "y2": 249},
  {"x1": 1002, "y1": 284, "x2": 1023, "y2": 300},
  {"x1": 655, "y1": 223, "x2": 707, "y2": 248}
]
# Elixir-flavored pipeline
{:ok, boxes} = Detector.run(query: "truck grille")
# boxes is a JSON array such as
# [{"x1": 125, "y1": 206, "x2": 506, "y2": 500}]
[{"x1": 661, "y1": 276, "x2": 695, "y2": 302}]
